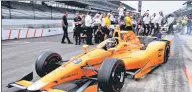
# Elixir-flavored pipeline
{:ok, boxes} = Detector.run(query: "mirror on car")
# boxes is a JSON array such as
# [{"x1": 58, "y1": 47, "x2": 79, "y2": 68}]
[{"x1": 83, "y1": 45, "x2": 89, "y2": 53}]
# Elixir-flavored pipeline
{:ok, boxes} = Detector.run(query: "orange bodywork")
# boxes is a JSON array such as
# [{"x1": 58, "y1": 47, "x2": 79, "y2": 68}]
[{"x1": 10, "y1": 25, "x2": 171, "y2": 92}]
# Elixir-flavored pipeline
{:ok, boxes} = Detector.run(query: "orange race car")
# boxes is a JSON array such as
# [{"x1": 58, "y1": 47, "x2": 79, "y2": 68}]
[{"x1": 7, "y1": 25, "x2": 172, "y2": 92}]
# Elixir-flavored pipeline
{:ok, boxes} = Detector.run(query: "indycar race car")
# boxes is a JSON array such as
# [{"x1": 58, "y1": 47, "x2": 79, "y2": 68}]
[{"x1": 7, "y1": 25, "x2": 172, "y2": 92}]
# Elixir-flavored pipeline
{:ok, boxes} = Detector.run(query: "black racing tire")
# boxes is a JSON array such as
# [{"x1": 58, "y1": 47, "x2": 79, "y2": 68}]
[
  {"x1": 98, "y1": 58, "x2": 125, "y2": 92},
  {"x1": 163, "y1": 41, "x2": 170, "y2": 64},
  {"x1": 35, "y1": 51, "x2": 62, "y2": 77}
]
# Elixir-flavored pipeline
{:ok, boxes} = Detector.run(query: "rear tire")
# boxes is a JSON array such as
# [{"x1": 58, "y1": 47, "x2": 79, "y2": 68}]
[
  {"x1": 98, "y1": 58, "x2": 125, "y2": 92},
  {"x1": 163, "y1": 42, "x2": 170, "y2": 64},
  {"x1": 35, "y1": 51, "x2": 62, "y2": 77}
]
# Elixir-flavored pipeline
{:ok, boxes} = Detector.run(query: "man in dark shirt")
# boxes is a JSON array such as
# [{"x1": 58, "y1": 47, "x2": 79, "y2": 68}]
[
  {"x1": 61, "y1": 11, "x2": 73, "y2": 44},
  {"x1": 74, "y1": 12, "x2": 82, "y2": 45}
]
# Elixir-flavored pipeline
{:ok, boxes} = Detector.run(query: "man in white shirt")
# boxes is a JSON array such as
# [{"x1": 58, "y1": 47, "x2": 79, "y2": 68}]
[
  {"x1": 150, "y1": 13, "x2": 156, "y2": 35},
  {"x1": 94, "y1": 14, "x2": 102, "y2": 25},
  {"x1": 143, "y1": 13, "x2": 151, "y2": 36},
  {"x1": 85, "y1": 12, "x2": 94, "y2": 45},
  {"x1": 167, "y1": 14, "x2": 175, "y2": 35},
  {"x1": 153, "y1": 11, "x2": 164, "y2": 36},
  {"x1": 108, "y1": 10, "x2": 115, "y2": 24},
  {"x1": 118, "y1": 2, "x2": 125, "y2": 23}
]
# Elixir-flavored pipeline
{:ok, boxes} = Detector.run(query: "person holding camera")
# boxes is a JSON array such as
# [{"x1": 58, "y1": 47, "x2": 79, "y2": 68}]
[{"x1": 74, "y1": 12, "x2": 82, "y2": 45}]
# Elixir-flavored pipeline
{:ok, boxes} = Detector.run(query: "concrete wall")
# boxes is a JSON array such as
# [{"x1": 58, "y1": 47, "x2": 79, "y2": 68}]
[
  {"x1": 2, "y1": 19, "x2": 74, "y2": 40},
  {"x1": 2, "y1": 19, "x2": 63, "y2": 25},
  {"x1": 2, "y1": 27, "x2": 74, "y2": 40}
]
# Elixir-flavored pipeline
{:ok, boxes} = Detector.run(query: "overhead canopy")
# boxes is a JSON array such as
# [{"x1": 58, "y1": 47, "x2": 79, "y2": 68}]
[
  {"x1": 183, "y1": 1, "x2": 192, "y2": 5},
  {"x1": 57, "y1": 1, "x2": 88, "y2": 8}
]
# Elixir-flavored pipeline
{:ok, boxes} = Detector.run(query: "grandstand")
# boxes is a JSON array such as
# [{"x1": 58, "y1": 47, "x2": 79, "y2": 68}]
[
  {"x1": 173, "y1": 1, "x2": 192, "y2": 16},
  {"x1": 2, "y1": 1, "x2": 135, "y2": 33},
  {"x1": 2, "y1": 1, "x2": 136, "y2": 20}
]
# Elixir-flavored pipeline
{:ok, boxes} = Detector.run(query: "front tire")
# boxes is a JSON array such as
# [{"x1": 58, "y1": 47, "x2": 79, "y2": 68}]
[
  {"x1": 35, "y1": 51, "x2": 62, "y2": 77},
  {"x1": 163, "y1": 42, "x2": 170, "y2": 64},
  {"x1": 98, "y1": 58, "x2": 125, "y2": 92}
]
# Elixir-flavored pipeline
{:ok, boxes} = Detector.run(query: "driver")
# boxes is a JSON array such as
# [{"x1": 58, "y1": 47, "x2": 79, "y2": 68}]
[{"x1": 106, "y1": 38, "x2": 117, "y2": 49}]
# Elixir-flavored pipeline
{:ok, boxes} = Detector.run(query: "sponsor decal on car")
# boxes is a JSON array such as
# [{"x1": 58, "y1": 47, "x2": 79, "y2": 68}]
[
  {"x1": 158, "y1": 49, "x2": 163, "y2": 57},
  {"x1": 60, "y1": 73, "x2": 78, "y2": 80}
]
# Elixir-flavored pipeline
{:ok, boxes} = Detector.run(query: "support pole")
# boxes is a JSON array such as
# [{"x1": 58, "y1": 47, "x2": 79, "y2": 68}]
[
  {"x1": 32, "y1": 1, "x2": 35, "y2": 19},
  {"x1": 51, "y1": 5, "x2": 53, "y2": 20},
  {"x1": 9, "y1": 1, "x2": 12, "y2": 19}
]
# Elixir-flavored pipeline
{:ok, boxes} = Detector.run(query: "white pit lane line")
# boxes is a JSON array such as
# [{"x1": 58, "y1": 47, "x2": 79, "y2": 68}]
[{"x1": 2, "y1": 41, "x2": 31, "y2": 46}]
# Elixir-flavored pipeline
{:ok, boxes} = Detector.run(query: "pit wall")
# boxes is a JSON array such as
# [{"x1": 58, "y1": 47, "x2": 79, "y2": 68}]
[
  {"x1": 2, "y1": 19, "x2": 74, "y2": 40},
  {"x1": 2, "y1": 19, "x2": 115, "y2": 40},
  {"x1": 2, "y1": 27, "x2": 75, "y2": 40}
]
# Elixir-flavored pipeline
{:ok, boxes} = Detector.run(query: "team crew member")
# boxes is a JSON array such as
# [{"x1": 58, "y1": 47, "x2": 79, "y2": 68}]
[
  {"x1": 118, "y1": 2, "x2": 125, "y2": 23},
  {"x1": 74, "y1": 12, "x2": 82, "y2": 45},
  {"x1": 132, "y1": 15, "x2": 137, "y2": 29},
  {"x1": 167, "y1": 14, "x2": 175, "y2": 35},
  {"x1": 93, "y1": 13, "x2": 101, "y2": 34},
  {"x1": 85, "y1": 12, "x2": 94, "y2": 45},
  {"x1": 109, "y1": 10, "x2": 115, "y2": 24},
  {"x1": 103, "y1": 13, "x2": 111, "y2": 40},
  {"x1": 93, "y1": 13, "x2": 102, "y2": 43},
  {"x1": 80, "y1": 14, "x2": 87, "y2": 43},
  {"x1": 61, "y1": 11, "x2": 73, "y2": 44},
  {"x1": 150, "y1": 13, "x2": 156, "y2": 35},
  {"x1": 143, "y1": 13, "x2": 150, "y2": 36},
  {"x1": 124, "y1": 12, "x2": 133, "y2": 31},
  {"x1": 154, "y1": 11, "x2": 164, "y2": 36},
  {"x1": 95, "y1": 24, "x2": 104, "y2": 43},
  {"x1": 104, "y1": 13, "x2": 111, "y2": 27},
  {"x1": 119, "y1": 16, "x2": 125, "y2": 30}
]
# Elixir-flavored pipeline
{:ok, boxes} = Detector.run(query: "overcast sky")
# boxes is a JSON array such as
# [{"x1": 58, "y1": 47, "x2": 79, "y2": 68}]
[{"x1": 122, "y1": 1, "x2": 186, "y2": 15}]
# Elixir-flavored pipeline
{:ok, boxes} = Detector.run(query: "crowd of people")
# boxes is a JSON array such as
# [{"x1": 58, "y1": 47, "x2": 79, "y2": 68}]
[
  {"x1": 177, "y1": 13, "x2": 192, "y2": 35},
  {"x1": 61, "y1": 2, "x2": 192, "y2": 45},
  {"x1": 61, "y1": 10, "x2": 118, "y2": 45},
  {"x1": 137, "y1": 10, "x2": 174, "y2": 37}
]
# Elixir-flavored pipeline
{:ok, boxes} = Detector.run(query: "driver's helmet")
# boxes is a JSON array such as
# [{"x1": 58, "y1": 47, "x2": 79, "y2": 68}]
[{"x1": 106, "y1": 38, "x2": 117, "y2": 49}]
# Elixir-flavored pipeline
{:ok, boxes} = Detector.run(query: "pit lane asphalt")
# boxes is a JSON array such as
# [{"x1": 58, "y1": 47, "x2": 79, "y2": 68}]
[{"x1": 2, "y1": 33, "x2": 192, "y2": 92}]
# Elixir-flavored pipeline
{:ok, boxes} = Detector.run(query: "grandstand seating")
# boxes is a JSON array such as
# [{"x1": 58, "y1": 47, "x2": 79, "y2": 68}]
[
  {"x1": 2, "y1": 1, "x2": 135, "y2": 19},
  {"x1": 2, "y1": 1, "x2": 75, "y2": 19}
]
